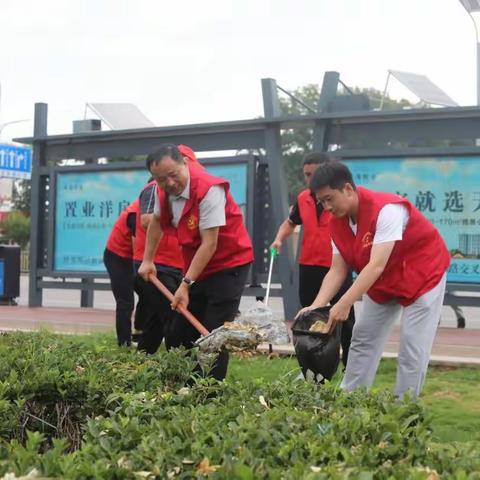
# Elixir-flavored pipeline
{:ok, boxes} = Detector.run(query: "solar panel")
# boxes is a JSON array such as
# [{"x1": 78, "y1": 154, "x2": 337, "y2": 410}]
[
  {"x1": 87, "y1": 103, "x2": 155, "y2": 130},
  {"x1": 459, "y1": 0, "x2": 480, "y2": 13},
  {"x1": 388, "y1": 70, "x2": 458, "y2": 107}
]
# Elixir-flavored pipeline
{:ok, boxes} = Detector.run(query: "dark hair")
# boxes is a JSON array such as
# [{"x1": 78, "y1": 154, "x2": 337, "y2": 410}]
[
  {"x1": 310, "y1": 161, "x2": 356, "y2": 191},
  {"x1": 146, "y1": 143, "x2": 184, "y2": 171},
  {"x1": 303, "y1": 152, "x2": 338, "y2": 166}
]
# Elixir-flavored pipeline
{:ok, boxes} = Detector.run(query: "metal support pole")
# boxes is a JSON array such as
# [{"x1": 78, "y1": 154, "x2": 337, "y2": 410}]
[
  {"x1": 477, "y1": 42, "x2": 480, "y2": 105},
  {"x1": 379, "y1": 72, "x2": 391, "y2": 110},
  {"x1": 28, "y1": 103, "x2": 48, "y2": 307},
  {"x1": 312, "y1": 120, "x2": 328, "y2": 152},
  {"x1": 73, "y1": 119, "x2": 100, "y2": 307},
  {"x1": 80, "y1": 279, "x2": 95, "y2": 308},
  {"x1": 313, "y1": 71, "x2": 340, "y2": 151},
  {"x1": 460, "y1": 4, "x2": 480, "y2": 105},
  {"x1": 251, "y1": 159, "x2": 269, "y2": 289},
  {"x1": 317, "y1": 71, "x2": 340, "y2": 112},
  {"x1": 261, "y1": 78, "x2": 299, "y2": 320}
]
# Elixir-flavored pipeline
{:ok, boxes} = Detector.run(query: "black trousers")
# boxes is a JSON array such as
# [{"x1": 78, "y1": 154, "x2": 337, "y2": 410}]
[
  {"x1": 103, "y1": 248, "x2": 135, "y2": 346},
  {"x1": 165, "y1": 263, "x2": 250, "y2": 381},
  {"x1": 298, "y1": 264, "x2": 356, "y2": 367},
  {"x1": 132, "y1": 261, "x2": 163, "y2": 333},
  {"x1": 134, "y1": 264, "x2": 182, "y2": 355}
]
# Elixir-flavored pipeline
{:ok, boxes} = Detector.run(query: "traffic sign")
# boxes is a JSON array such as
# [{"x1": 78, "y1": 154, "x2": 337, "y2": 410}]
[{"x1": 0, "y1": 144, "x2": 32, "y2": 179}]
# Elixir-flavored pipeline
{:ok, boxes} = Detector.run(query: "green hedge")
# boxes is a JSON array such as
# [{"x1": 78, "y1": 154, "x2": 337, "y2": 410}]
[{"x1": 0, "y1": 331, "x2": 478, "y2": 479}]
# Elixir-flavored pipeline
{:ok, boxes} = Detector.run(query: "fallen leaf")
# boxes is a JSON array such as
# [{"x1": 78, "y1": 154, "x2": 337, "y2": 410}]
[
  {"x1": 133, "y1": 472, "x2": 154, "y2": 479},
  {"x1": 196, "y1": 458, "x2": 220, "y2": 475},
  {"x1": 259, "y1": 395, "x2": 270, "y2": 409},
  {"x1": 424, "y1": 467, "x2": 440, "y2": 480},
  {"x1": 234, "y1": 351, "x2": 254, "y2": 359},
  {"x1": 167, "y1": 466, "x2": 181, "y2": 478},
  {"x1": 117, "y1": 456, "x2": 130, "y2": 468}
]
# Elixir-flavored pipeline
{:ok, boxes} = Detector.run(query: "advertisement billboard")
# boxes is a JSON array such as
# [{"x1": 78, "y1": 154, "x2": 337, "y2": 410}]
[
  {"x1": 345, "y1": 157, "x2": 480, "y2": 284},
  {"x1": 54, "y1": 163, "x2": 248, "y2": 272}
]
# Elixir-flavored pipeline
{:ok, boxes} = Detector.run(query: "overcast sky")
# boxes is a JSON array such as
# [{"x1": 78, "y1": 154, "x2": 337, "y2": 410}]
[{"x1": 0, "y1": 0, "x2": 477, "y2": 142}]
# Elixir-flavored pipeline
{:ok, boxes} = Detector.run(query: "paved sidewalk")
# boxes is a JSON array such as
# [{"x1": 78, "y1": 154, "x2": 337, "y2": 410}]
[
  {"x1": 0, "y1": 306, "x2": 114, "y2": 334},
  {"x1": 259, "y1": 327, "x2": 480, "y2": 367},
  {"x1": 1, "y1": 305, "x2": 479, "y2": 367}
]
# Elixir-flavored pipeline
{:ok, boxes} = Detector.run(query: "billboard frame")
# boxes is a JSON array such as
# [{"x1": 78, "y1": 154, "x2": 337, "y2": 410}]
[
  {"x1": 38, "y1": 155, "x2": 255, "y2": 280},
  {"x1": 17, "y1": 74, "x2": 480, "y2": 314}
]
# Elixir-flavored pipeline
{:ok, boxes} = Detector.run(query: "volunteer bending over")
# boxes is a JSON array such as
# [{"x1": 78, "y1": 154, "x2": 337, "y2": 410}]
[
  {"x1": 271, "y1": 152, "x2": 355, "y2": 367},
  {"x1": 297, "y1": 161, "x2": 450, "y2": 398},
  {"x1": 138, "y1": 144, "x2": 253, "y2": 381}
]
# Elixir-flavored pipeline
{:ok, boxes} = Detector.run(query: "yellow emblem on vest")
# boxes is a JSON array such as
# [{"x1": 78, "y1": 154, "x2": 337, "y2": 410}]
[
  {"x1": 362, "y1": 232, "x2": 373, "y2": 248},
  {"x1": 186, "y1": 214, "x2": 198, "y2": 230}
]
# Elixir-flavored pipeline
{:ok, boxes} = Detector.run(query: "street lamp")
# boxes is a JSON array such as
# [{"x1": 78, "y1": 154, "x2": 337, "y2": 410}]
[
  {"x1": 0, "y1": 119, "x2": 30, "y2": 140},
  {"x1": 459, "y1": 0, "x2": 480, "y2": 104},
  {"x1": 0, "y1": 82, "x2": 30, "y2": 140}
]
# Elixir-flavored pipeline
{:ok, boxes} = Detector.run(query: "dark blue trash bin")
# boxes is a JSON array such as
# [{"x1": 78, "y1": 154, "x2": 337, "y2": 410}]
[{"x1": 0, "y1": 245, "x2": 20, "y2": 305}]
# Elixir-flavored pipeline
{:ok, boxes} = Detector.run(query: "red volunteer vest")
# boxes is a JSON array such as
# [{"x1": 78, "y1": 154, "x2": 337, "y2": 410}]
[
  {"x1": 330, "y1": 187, "x2": 450, "y2": 306},
  {"x1": 133, "y1": 182, "x2": 184, "y2": 269},
  {"x1": 106, "y1": 201, "x2": 137, "y2": 259},
  {"x1": 159, "y1": 165, "x2": 254, "y2": 279},
  {"x1": 297, "y1": 189, "x2": 333, "y2": 267}
]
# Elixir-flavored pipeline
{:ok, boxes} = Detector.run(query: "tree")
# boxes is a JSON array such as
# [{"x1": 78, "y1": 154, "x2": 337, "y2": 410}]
[
  {"x1": 12, "y1": 179, "x2": 31, "y2": 215},
  {"x1": 351, "y1": 86, "x2": 412, "y2": 111},
  {"x1": 0, "y1": 212, "x2": 30, "y2": 248},
  {"x1": 278, "y1": 84, "x2": 413, "y2": 203}
]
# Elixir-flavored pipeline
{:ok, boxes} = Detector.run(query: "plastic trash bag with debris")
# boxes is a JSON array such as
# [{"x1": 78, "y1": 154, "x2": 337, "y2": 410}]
[
  {"x1": 291, "y1": 306, "x2": 341, "y2": 382},
  {"x1": 195, "y1": 247, "x2": 290, "y2": 352},
  {"x1": 195, "y1": 321, "x2": 263, "y2": 353},
  {"x1": 236, "y1": 300, "x2": 291, "y2": 345}
]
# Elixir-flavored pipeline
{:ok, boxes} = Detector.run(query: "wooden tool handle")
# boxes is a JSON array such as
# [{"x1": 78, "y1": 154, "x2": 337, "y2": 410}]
[{"x1": 148, "y1": 274, "x2": 210, "y2": 337}]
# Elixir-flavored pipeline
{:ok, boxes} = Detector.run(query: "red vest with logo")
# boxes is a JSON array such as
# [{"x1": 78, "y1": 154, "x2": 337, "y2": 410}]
[
  {"x1": 330, "y1": 187, "x2": 450, "y2": 306},
  {"x1": 159, "y1": 165, "x2": 254, "y2": 279},
  {"x1": 106, "y1": 201, "x2": 137, "y2": 259},
  {"x1": 297, "y1": 189, "x2": 333, "y2": 267},
  {"x1": 133, "y1": 182, "x2": 184, "y2": 269}
]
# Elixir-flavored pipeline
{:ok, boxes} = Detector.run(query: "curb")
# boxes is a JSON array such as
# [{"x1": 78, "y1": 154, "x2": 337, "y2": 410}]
[{"x1": 257, "y1": 343, "x2": 480, "y2": 368}]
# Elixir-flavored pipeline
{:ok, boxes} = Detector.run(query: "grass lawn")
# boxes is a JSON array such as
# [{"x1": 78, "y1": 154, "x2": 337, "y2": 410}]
[{"x1": 228, "y1": 353, "x2": 480, "y2": 444}]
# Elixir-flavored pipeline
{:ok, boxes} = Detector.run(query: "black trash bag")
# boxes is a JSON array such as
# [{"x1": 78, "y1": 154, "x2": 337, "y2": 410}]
[{"x1": 291, "y1": 306, "x2": 341, "y2": 382}]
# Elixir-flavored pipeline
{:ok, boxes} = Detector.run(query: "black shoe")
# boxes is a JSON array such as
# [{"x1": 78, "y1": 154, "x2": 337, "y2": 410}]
[{"x1": 457, "y1": 317, "x2": 466, "y2": 329}]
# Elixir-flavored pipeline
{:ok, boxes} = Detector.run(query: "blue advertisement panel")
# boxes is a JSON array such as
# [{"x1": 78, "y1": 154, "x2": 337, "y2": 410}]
[
  {"x1": 344, "y1": 157, "x2": 480, "y2": 284},
  {"x1": 55, "y1": 170, "x2": 149, "y2": 272},
  {"x1": 54, "y1": 163, "x2": 248, "y2": 272},
  {"x1": 207, "y1": 163, "x2": 247, "y2": 218},
  {"x1": 0, "y1": 144, "x2": 32, "y2": 179}
]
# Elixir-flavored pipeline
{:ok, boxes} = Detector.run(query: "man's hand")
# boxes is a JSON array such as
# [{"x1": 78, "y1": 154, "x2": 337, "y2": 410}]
[
  {"x1": 270, "y1": 239, "x2": 282, "y2": 254},
  {"x1": 327, "y1": 300, "x2": 352, "y2": 333},
  {"x1": 138, "y1": 261, "x2": 156, "y2": 282},
  {"x1": 171, "y1": 282, "x2": 189, "y2": 310},
  {"x1": 295, "y1": 305, "x2": 314, "y2": 320}
]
